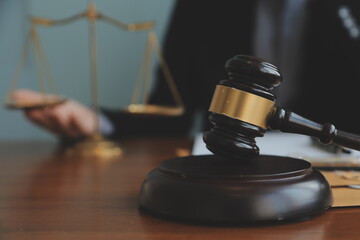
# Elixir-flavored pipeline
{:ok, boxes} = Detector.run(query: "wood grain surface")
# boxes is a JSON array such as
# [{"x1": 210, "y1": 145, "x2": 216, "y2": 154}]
[{"x1": 1, "y1": 138, "x2": 360, "y2": 240}]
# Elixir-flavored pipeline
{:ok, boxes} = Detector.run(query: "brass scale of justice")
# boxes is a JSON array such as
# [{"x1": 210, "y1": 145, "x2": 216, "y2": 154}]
[{"x1": 4, "y1": 3, "x2": 184, "y2": 158}]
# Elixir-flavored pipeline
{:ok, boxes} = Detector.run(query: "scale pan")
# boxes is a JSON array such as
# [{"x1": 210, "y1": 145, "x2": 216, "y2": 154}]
[
  {"x1": 124, "y1": 104, "x2": 184, "y2": 117},
  {"x1": 5, "y1": 96, "x2": 66, "y2": 110}
]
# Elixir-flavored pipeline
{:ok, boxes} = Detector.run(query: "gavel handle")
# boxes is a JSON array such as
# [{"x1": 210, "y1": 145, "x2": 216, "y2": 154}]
[{"x1": 268, "y1": 108, "x2": 360, "y2": 151}]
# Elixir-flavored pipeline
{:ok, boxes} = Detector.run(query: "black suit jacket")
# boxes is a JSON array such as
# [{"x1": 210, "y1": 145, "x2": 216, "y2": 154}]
[
  {"x1": 103, "y1": 0, "x2": 360, "y2": 138},
  {"x1": 293, "y1": 0, "x2": 360, "y2": 134}
]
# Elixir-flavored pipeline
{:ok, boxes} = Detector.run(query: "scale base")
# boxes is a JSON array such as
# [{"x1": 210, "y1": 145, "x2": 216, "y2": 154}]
[
  {"x1": 139, "y1": 154, "x2": 333, "y2": 223},
  {"x1": 66, "y1": 134, "x2": 122, "y2": 158}
]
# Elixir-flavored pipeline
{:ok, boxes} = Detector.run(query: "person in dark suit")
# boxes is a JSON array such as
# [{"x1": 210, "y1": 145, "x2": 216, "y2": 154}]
[
  {"x1": 292, "y1": 0, "x2": 360, "y2": 134},
  {"x1": 12, "y1": 0, "x2": 360, "y2": 140}
]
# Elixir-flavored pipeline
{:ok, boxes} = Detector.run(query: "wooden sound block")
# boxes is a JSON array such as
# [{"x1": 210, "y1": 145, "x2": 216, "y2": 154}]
[{"x1": 139, "y1": 155, "x2": 333, "y2": 223}]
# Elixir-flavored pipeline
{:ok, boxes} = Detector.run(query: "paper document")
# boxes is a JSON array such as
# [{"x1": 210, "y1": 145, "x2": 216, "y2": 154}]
[{"x1": 192, "y1": 131, "x2": 360, "y2": 166}]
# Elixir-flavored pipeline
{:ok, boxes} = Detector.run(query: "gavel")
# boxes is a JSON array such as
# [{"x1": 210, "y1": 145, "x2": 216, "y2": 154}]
[
  {"x1": 139, "y1": 55, "x2": 359, "y2": 223},
  {"x1": 204, "y1": 55, "x2": 360, "y2": 159}
]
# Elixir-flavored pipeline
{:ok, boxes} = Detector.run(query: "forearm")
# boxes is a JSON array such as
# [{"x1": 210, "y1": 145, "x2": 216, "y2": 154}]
[{"x1": 101, "y1": 108, "x2": 194, "y2": 138}]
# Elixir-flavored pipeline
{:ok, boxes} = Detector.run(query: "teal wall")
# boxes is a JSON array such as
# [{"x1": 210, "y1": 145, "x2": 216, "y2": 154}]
[{"x1": 0, "y1": 0, "x2": 175, "y2": 140}]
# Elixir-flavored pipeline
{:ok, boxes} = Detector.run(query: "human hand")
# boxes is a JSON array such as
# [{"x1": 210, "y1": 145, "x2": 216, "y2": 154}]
[{"x1": 11, "y1": 89, "x2": 98, "y2": 139}]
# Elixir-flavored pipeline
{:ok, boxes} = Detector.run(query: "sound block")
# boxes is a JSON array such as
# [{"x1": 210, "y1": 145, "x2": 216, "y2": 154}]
[{"x1": 139, "y1": 155, "x2": 333, "y2": 223}]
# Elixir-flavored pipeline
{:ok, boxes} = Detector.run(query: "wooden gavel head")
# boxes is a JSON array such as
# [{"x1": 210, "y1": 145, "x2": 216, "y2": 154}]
[
  {"x1": 204, "y1": 55, "x2": 360, "y2": 159},
  {"x1": 203, "y1": 55, "x2": 282, "y2": 158}
]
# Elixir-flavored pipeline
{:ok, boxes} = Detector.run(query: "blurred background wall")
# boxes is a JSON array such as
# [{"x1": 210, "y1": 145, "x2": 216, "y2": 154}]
[{"x1": 0, "y1": 0, "x2": 175, "y2": 140}]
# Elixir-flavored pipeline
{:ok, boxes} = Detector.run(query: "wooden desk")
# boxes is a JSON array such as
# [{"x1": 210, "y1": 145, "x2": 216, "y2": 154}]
[{"x1": 1, "y1": 138, "x2": 360, "y2": 240}]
